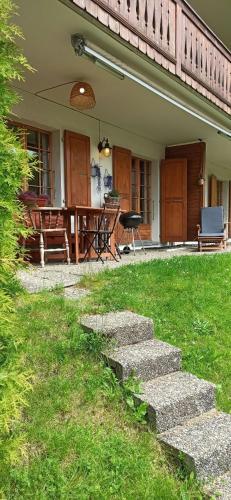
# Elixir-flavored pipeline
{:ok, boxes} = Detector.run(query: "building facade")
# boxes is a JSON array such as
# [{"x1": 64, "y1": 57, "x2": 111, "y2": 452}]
[{"x1": 12, "y1": 0, "x2": 231, "y2": 243}]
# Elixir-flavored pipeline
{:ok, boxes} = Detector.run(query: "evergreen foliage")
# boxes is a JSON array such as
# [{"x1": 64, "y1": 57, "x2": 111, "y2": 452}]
[{"x1": 0, "y1": 0, "x2": 33, "y2": 472}]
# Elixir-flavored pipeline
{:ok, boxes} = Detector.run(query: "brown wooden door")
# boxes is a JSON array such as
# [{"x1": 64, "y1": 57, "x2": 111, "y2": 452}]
[
  {"x1": 210, "y1": 175, "x2": 218, "y2": 207},
  {"x1": 165, "y1": 142, "x2": 205, "y2": 240},
  {"x1": 64, "y1": 130, "x2": 90, "y2": 206},
  {"x1": 161, "y1": 158, "x2": 187, "y2": 242},
  {"x1": 113, "y1": 146, "x2": 132, "y2": 242}
]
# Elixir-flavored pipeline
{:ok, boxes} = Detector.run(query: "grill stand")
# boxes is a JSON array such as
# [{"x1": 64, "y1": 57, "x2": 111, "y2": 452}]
[{"x1": 118, "y1": 227, "x2": 146, "y2": 255}]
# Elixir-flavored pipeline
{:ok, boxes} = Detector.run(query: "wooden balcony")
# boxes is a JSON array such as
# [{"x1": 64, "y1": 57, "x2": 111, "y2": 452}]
[{"x1": 72, "y1": 0, "x2": 231, "y2": 115}]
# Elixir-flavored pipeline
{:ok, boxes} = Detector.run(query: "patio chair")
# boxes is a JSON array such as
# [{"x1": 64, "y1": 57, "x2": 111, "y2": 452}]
[
  {"x1": 196, "y1": 206, "x2": 228, "y2": 252},
  {"x1": 23, "y1": 208, "x2": 71, "y2": 267},
  {"x1": 80, "y1": 206, "x2": 120, "y2": 263}
]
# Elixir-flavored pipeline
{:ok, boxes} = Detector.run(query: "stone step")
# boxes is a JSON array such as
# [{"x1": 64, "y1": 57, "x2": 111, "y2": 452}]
[
  {"x1": 159, "y1": 411, "x2": 231, "y2": 480},
  {"x1": 134, "y1": 371, "x2": 215, "y2": 433},
  {"x1": 204, "y1": 471, "x2": 231, "y2": 498},
  {"x1": 80, "y1": 311, "x2": 153, "y2": 347},
  {"x1": 103, "y1": 339, "x2": 181, "y2": 381}
]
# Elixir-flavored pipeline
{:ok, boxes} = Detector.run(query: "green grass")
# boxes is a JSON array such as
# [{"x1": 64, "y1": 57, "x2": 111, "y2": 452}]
[
  {"x1": 2, "y1": 291, "x2": 203, "y2": 499},
  {"x1": 3, "y1": 252, "x2": 231, "y2": 498},
  {"x1": 82, "y1": 253, "x2": 231, "y2": 412}
]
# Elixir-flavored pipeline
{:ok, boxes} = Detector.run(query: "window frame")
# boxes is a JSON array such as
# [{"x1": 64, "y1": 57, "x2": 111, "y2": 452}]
[
  {"x1": 8, "y1": 120, "x2": 54, "y2": 204},
  {"x1": 131, "y1": 156, "x2": 151, "y2": 226}
]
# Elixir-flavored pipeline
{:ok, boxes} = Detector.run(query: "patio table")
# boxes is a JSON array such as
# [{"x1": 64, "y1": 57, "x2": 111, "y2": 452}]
[{"x1": 67, "y1": 205, "x2": 121, "y2": 264}]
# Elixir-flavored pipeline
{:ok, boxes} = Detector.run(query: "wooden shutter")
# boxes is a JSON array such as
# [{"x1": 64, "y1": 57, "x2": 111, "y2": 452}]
[
  {"x1": 165, "y1": 142, "x2": 205, "y2": 240},
  {"x1": 210, "y1": 175, "x2": 218, "y2": 207},
  {"x1": 64, "y1": 130, "x2": 90, "y2": 207},
  {"x1": 160, "y1": 158, "x2": 187, "y2": 242},
  {"x1": 113, "y1": 146, "x2": 132, "y2": 242}
]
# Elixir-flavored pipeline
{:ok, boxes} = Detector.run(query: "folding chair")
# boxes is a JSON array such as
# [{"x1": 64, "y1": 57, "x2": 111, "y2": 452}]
[
  {"x1": 97, "y1": 206, "x2": 120, "y2": 262},
  {"x1": 80, "y1": 206, "x2": 120, "y2": 263}
]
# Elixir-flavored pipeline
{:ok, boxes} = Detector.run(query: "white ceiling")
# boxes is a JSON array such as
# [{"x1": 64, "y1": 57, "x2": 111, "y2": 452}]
[{"x1": 13, "y1": 0, "x2": 231, "y2": 170}]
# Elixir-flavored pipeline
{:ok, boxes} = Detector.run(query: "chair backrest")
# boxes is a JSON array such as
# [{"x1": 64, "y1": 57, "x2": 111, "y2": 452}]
[
  {"x1": 24, "y1": 209, "x2": 65, "y2": 231},
  {"x1": 101, "y1": 206, "x2": 120, "y2": 235},
  {"x1": 201, "y1": 206, "x2": 224, "y2": 233}
]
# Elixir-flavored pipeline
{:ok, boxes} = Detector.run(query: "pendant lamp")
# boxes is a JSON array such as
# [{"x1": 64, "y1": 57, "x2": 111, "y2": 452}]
[{"x1": 70, "y1": 82, "x2": 96, "y2": 109}]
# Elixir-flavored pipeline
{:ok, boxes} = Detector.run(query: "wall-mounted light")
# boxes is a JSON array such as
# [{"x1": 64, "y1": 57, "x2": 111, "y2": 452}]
[
  {"x1": 98, "y1": 137, "x2": 112, "y2": 157},
  {"x1": 70, "y1": 81, "x2": 96, "y2": 109}
]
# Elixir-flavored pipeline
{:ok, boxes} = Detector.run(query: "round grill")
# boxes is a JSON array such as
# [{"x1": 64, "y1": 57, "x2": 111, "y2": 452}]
[{"x1": 119, "y1": 211, "x2": 143, "y2": 229}]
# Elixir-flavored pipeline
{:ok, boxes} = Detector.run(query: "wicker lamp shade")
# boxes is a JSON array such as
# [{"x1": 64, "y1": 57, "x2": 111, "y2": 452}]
[{"x1": 70, "y1": 82, "x2": 96, "y2": 110}]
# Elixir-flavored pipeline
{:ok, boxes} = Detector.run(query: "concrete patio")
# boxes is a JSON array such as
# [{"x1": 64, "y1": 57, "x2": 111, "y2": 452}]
[{"x1": 18, "y1": 245, "x2": 231, "y2": 293}]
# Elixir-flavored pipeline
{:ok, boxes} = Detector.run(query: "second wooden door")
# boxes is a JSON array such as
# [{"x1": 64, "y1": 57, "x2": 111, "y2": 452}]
[
  {"x1": 161, "y1": 158, "x2": 187, "y2": 242},
  {"x1": 113, "y1": 146, "x2": 132, "y2": 242}
]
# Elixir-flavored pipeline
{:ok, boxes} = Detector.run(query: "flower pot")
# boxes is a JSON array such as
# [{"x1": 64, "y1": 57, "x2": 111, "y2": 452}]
[
  {"x1": 18, "y1": 193, "x2": 38, "y2": 208},
  {"x1": 37, "y1": 197, "x2": 49, "y2": 207},
  {"x1": 104, "y1": 194, "x2": 120, "y2": 208}
]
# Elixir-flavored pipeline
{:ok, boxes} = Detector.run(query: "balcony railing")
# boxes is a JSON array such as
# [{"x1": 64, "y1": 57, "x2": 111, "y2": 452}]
[{"x1": 72, "y1": 0, "x2": 231, "y2": 114}]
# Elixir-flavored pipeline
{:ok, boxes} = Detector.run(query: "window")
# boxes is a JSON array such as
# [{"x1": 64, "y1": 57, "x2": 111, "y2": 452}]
[
  {"x1": 8, "y1": 122, "x2": 53, "y2": 201},
  {"x1": 131, "y1": 158, "x2": 151, "y2": 224}
]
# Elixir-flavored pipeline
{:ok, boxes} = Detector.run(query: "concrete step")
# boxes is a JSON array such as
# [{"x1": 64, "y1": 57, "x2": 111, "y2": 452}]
[
  {"x1": 80, "y1": 311, "x2": 153, "y2": 347},
  {"x1": 159, "y1": 411, "x2": 231, "y2": 480},
  {"x1": 205, "y1": 471, "x2": 231, "y2": 498},
  {"x1": 134, "y1": 371, "x2": 215, "y2": 433},
  {"x1": 103, "y1": 339, "x2": 181, "y2": 381}
]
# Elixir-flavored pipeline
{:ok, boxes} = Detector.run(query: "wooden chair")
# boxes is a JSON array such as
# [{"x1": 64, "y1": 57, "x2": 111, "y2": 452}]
[
  {"x1": 24, "y1": 208, "x2": 71, "y2": 267},
  {"x1": 196, "y1": 206, "x2": 228, "y2": 252}
]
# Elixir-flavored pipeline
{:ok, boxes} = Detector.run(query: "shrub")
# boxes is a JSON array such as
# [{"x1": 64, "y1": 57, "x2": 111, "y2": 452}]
[{"x1": 0, "y1": 0, "x2": 33, "y2": 470}]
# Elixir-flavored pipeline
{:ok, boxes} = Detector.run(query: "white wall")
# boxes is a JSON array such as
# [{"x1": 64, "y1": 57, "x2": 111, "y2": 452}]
[{"x1": 13, "y1": 90, "x2": 165, "y2": 240}]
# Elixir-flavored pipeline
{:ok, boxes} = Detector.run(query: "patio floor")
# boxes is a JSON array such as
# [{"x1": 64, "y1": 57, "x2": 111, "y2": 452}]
[{"x1": 18, "y1": 244, "x2": 231, "y2": 293}]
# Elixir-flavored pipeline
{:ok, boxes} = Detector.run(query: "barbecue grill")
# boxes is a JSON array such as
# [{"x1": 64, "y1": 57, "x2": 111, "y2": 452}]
[{"x1": 118, "y1": 211, "x2": 145, "y2": 255}]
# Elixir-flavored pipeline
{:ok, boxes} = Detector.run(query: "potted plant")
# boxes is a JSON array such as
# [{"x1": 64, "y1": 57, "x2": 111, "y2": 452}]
[
  {"x1": 37, "y1": 194, "x2": 50, "y2": 207},
  {"x1": 104, "y1": 189, "x2": 120, "y2": 207},
  {"x1": 18, "y1": 190, "x2": 38, "y2": 207}
]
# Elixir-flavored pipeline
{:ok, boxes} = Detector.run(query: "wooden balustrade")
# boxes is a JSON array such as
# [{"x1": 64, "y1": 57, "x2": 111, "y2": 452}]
[{"x1": 72, "y1": 0, "x2": 231, "y2": 114}]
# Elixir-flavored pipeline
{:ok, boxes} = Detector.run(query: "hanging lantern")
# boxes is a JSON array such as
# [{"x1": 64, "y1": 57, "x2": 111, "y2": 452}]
[
  {"x1": 98, "y1": 137, "x2": 112, "y2": 157},
  {"x1": 70, "y1": 82, "x2": 96, "y2": 110}
]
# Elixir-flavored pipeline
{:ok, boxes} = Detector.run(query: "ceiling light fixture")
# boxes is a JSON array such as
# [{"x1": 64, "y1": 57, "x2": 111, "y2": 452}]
[
  {"x1": 70, "y1": 81, "x2": 96, "y2": 109},
  {"x1": 71, "y1": 34, "x2": 231, "y2": 140}
]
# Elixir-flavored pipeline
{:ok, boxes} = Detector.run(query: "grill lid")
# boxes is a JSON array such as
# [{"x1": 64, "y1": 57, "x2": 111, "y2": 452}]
[{"x1": 119, "y1": 211, "x2": 143, "y2": 228}]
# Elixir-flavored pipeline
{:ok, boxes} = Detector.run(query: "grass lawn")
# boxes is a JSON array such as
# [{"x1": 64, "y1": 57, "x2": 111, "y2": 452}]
[
  {"x1": 82, "y1": 253, "x2": 231, "y2": 412},
  {"x1": 2, "y1": 253, "x2": 230, "y2": 498}
]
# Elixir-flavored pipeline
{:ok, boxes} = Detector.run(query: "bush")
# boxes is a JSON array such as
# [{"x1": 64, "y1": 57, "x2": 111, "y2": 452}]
[{"x1": 0, "y1": 0, "x2": 33, "y2": 471}]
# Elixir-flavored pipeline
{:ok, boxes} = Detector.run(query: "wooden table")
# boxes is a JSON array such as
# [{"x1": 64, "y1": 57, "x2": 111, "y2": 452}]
[{"x1": 67, "y1": 206, "x2": 120, "y2": 264}]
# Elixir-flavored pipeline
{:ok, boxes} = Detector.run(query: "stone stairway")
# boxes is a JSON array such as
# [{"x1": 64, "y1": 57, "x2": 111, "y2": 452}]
[{"x1": 80, "y1": 311, "x2": 231, "y2": 498}]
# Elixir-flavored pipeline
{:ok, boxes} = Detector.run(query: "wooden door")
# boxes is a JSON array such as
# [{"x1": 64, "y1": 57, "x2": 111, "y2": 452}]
[
  {"x1": 113, "y1": 146, "x2": 132, "y2": 242},
  {"x1": 165, "y1": 142, "x2": 205, "y2": 240},
  {"x1": 210, "y1": 175, "x2": 218, "y2": 206},
  {"x1": 64, "y1": 130, "x2": 90, "y2": 206},
  {"x1": 161, "y1": 158, "x2": 187, "y2": 242}
]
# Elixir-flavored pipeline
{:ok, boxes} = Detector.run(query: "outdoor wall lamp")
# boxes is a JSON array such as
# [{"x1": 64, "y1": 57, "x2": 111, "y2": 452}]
[
  {"x1": 98, "y1": 137, "x2": 112, "y2": 157},
  {"x1": 198, "y1": 175, "x2": 205, "y2": 186}
]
